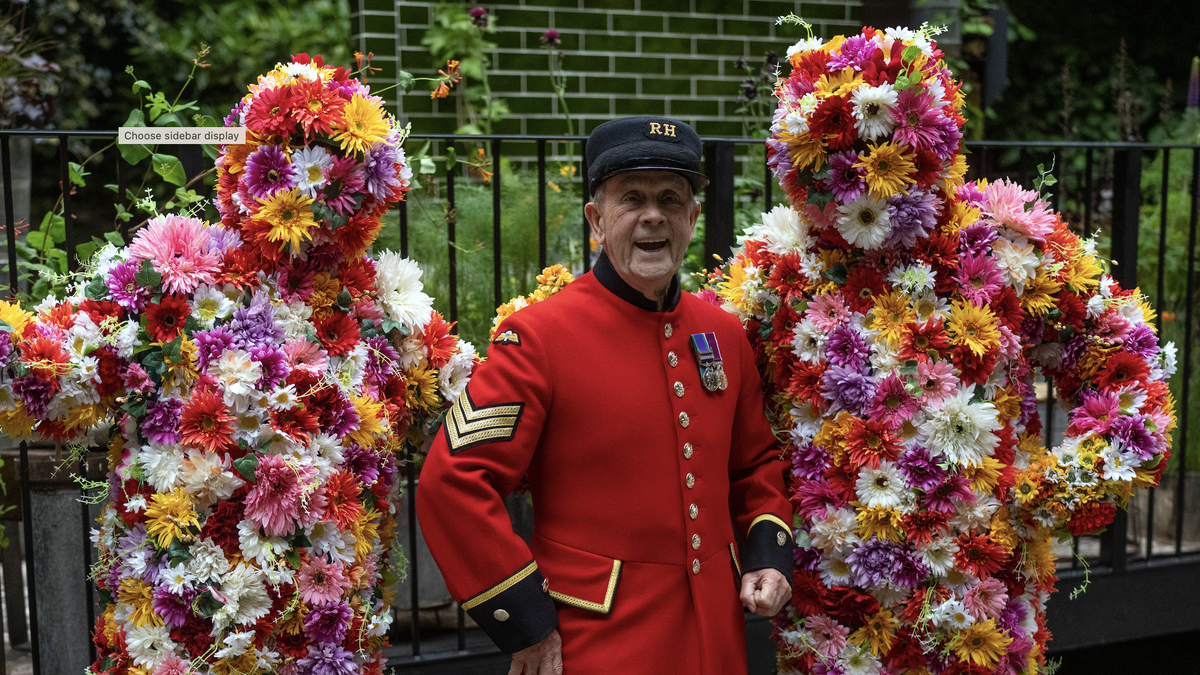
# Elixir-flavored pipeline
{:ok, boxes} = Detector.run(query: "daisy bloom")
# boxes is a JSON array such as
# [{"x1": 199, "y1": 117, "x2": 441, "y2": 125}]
[
  {"x1": 144, "y1": 488, "x2": 199, "y2": 549},
  {"x1": 332, "y1": 94, "x2": 390, "y2": 155},
  {"x1": 243, "y1": 144, "x2": 298, "y2": 200},
  {"x1": 835, "y1": 193, "x2": 891, "y2": 250},
  {"x1": 850, "y1": 83, "x2": 897, "y2": 140},
  {"x1": 855, "y1": 461, "x2": 907, "y2": 509},
  {"x1": 854, "y1": 141, "x2": 917, "y2": 199},
  {"x1": 297, "y1": 555, "x2": 351, "y2": 605},
  {"x1": 179, "y1": 388, "x2": 235, "y2": 453},
  {"x1": 256, "y1": 188, "x2": 318, "y2": 252},
  {"x1": 950, "y1": 618, "x2": 1013, "y2": 669},
  {"x1": 292, "y1": 145, "x2": 335, "y2": 197},
  {"x1": 144, "y1": 294, "x2": 191, "y2": 343}
]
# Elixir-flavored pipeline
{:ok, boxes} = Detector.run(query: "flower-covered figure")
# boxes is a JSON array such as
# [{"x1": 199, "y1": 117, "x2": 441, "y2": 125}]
[
  {"x1": 707, "y1": 27, "x2": 1176, "y2": 675},
  {"x1": 0, "y1": 55, "x2": 476, "y2": 675}
]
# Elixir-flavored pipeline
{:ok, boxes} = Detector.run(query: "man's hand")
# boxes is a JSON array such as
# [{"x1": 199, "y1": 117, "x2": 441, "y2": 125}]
[
  {"x1": 739, "y1": 568, "x2": 790, "y2": 617},
  {"x1": 508, "y1": 629, "x2": 563, "y2": 675}
]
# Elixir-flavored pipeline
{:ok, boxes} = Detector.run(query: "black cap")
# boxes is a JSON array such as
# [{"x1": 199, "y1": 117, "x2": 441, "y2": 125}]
[{"x1": 586, "y1": 116, "x2": 709, "y2": 194}]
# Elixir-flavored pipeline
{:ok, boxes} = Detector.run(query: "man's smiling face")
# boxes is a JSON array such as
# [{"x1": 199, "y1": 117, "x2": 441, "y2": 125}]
[{"x1": 585, "y1": 170, "x2": 701, "y2": 304}]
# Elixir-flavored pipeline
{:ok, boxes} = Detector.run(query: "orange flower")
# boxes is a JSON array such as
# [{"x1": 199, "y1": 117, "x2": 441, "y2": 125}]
[
  {"x1": 20, "y1": 336, "x2": 71, "y2": 380},
  {"x1": 180, "y1": 388, "x2": 234, "y2": 453},
  {"x1": 323, "y1": 469, "x2": 365, "y2": 531},
  {"x1": 431, "y1": 82, "x2": 450, "y2": 99}
]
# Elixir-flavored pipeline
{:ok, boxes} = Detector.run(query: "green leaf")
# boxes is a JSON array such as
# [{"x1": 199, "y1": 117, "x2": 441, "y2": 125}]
[
  {"x1": 131, "y1": 79, "x2": 151, "y2": 95},
  {"x1": 805, "y1": 190, "x2": 834, "y2": 209},
  {"x1": 397, "y1": 70, "x2": 415, "y2": 92},
  {"x1": 893, "y1": 74, "x2": 913, "y2": 91},
  {"x1": 75, "y1": 241, "x2": 98, "y2": 263},
  {"x1": 193, "y1": 590, "x2": 224, "y2": 618},
  {"x1": 418, "y1": 156, "x2": 437, "y2": 175},
  {"x1": 336, "y1": 289, "x2": 353, "y2": 309},
  {"x1": 901, "y1": 45, "x2": 921, "y2": 63},
  {"x1": 135, "y1": 260, "x2": 163, "y2": 288},
  {"x1": 85, "y1": 275, "x2": 107, "y2": 300},
  {"x1": 969, "y1": 385, "x2": 986, "y2": 404},
  {"x1": 823, "y1": 262, "x2": 848, "y2": 285},
  {"x1": 445, "y1": 145, "x2": 457, "y2": 170},
  {"x1": 104, "y1": 231, "x2": 125, "y2": 247},
  {"x1": 285, "y1": 548, "x2": 302, "y2": 568},
  {"x1": 25, "y1": 231, "x2": 45, "y2": 250},
  {"x1": 234, "y1": 453, "x2": 259, "y2": 482},
  {"x1": 123, "y1": 109, "x2": 146, "y2": 128},
  {"x1": 152, "y1": 154, "x2": 187, "y2": 186},
  {"x1": 380, "y1": 319, "x2": 407, "y2": 335},
  {"x1": 47, "y1": 213, "x2": 65, "y2": 244},
  {"x1": 119, "y1": 143, "x2": 151, "y2": 166},
  {"x1": 68, "y1": 162, "x2": 89, "y2": 188},
  {"x1": 292, "y1": 532, "x2": 312, "y2": 549},
  {"x1": 121, "y1": 394, "x2": 148, "y2": 418},
  {"x1": 162, "y1": 336, "x2": 183, "y2": 365},
  {"x1": 0, "y1": 319, "x2": 12, "y2": 333},
  {"x1": 167, "y1": 539, "x2": 192, "y2": 564}
]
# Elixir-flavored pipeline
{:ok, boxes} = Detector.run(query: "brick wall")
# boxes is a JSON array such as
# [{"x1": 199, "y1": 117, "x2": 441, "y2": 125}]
[{"x1": 353, "y1": 0, "x2": 865, "y2": 137}]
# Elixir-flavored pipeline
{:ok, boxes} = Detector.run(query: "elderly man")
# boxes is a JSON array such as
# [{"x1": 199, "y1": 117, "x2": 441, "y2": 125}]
[{"x1": 416, "y1": 116, "x2": 793, "y2": 675}]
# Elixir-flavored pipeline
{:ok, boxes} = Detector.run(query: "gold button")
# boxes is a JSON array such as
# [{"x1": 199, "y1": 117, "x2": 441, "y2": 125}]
[
  {"x1": 493, "y1": 609, "x2": 509, "y2": 621},
  {"x1": 692, "y1": 559, "x2": 701, "y2": 574},
  {"x1": 674, "y1": 381, "x2": 685, "y2": 398},
  {"x1": 692, "y1": 534, "x2": 701, "y2": 550},
  {"x1": 689, "y1": 504, "x2": 698, "y2": 520},
  {"x1": 664, "y1": 323, "x2": 673, "y2": 338},
  {"x1": 683, "y1": 443, "x2": 693, "y2": 459},
  {"x1": 777, "y1": 532, "x2": 787, "y2": 546},
  {"x1": 686, "y1": 473, "x2": 695, "y2": 489},
  {"x1": 668, "y1": 351, "x2": 678, "y2": 367},
  {"x1": 679, "y1": 412, "x2": 689, "y2": 427}
]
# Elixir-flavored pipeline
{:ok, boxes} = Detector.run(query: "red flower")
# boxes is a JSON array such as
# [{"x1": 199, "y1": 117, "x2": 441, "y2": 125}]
[
  {"x1": 910, "y1": 149, "x2": 943, "y2": 189},
  {"x1": 200, "y1": 499, "x2": 245, "y2": 554},
  {"x1": 79, "y1": 298, "x2": 124, "y2": 326},
  {"x1": 170, "y1": 616, "x2": 215, "y2": 658},
  {"x1": 767, "y1": 252, "x2": 810, "y2": 299},
  {"x1": 953, "y1": 532, "x2": 1009, "y2": 579},
  {"x1": 244, "y1": 85, "x2": 297, "y2": 137},
  {"x1": 860, "y1": 40, "x2": 904, "y2": 86},
  {"x1": 786, "y1": 361, "x2": 828, "y2": 412},
  {"x1": 845, "y1": 417, "x2": 902, "y2": 470},
  {"x1": 20, "y1": 335, "x2": 71, "y2": 380},
  {"x1": 269, "y1": 405, "x2": 320, "y2": 444},
  {"x1": 292, "y1": 78, "x2": 345, "y2": 141},
  {"x1": 94, "y1": 347, "x2": 123, "y2": 397},
  {"x1": 316, "y1": 311, "x2": 360, "y2": 357},
  {"x1": 898, "y1": 318, "x2": 950, "y2": 362},
  {"x1": 422, "y1": 311, "x2": 458, "y2": 369},
  {"x1": 902, "y1": 509, "x2": 950, "y2": 548},
  {"x1": 1094, "y1": 351, "x2": 1150, "y2": 392},
  {"x1": 823, "y1": 585, "x2": 880, "y2": 624},
  {"x1": 953, "y1": 346, "x2": 997, "y2": 387},
  {"x1": 808, "y1": 95, "x2": 858, "y2": 150},
  {"x1": 145, "y1": 294, "x2": 190, "y2": 342},
  {"x1": 791, "y1": 569, "x2": 827, "y2": 616},
  {"x1": 842, "y1": 266, "x2": 887, "y2": 313},
  {"x1": 180, "y1": 388, "x2": 235, "y2": 453},
  {"x1": 990, "y1": 285, "x2": 1025, "y2": 332},
  {"x1": 323, "y1": 469, "x2": 366, "y2": 530},
  {"x1": 1067, "y1": 501, "x2": 1117, "y2": 536}
]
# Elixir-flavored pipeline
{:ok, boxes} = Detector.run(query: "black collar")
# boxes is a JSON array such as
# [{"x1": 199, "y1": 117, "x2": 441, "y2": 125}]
[{"x1": 593, "y1": 249, "x2": 682, "y2": 313}]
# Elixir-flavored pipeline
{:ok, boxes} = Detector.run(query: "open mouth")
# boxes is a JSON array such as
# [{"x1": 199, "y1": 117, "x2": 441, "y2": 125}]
[{"x1": 635, "y1": 239, "x2": 668, "y2": 252}]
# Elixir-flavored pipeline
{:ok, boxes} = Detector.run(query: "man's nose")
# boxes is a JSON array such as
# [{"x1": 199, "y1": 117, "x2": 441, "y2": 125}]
[{"x1": 641, "y1": 199, "x2": 668, "y2": 224}]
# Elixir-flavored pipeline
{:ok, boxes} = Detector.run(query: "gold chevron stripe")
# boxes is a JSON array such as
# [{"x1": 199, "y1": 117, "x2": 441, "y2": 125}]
[
  {"x1": 445, "y1": 387, "x2": 524, "y2": 453},
  {"x1": 548, "y1": 560, "x2": 622, "y2": 614},
  {"x1": 461, "y1": 561, "x2": 539, "y2": 611}
]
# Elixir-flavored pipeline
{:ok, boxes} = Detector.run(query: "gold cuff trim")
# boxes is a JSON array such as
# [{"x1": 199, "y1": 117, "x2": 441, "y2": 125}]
[
  {"x1": 729, "y1": 543, "x2": 742, "y2": 576},
  {"x1": 749, "y1": 514, "x2": 792, "y2": 540},
  {"x1": 548, "y1": 560, "x2": 622, "y2": 613},
  {"x1": 461, "y1": 561, "x2": 538, "y2": 611}
]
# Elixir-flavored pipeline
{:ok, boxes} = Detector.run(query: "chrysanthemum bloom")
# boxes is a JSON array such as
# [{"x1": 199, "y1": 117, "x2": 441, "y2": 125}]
[
  {"x1": 179, "y1": 388, "x2": 235, "y2": 453},
  {"x1": 835, "y1": 193, "x2": 891, "y2": 250},
  {"x1": 105, "y1": 260, "x2": 152, "y2": 311},
  {"x1": 293, "y1": 77, "x2": 346, "y2": 141},
  {"x1": 854, "y1": 141, "x2": 917, "y2": 199},
  {"x1": 297, "y1": 556, "x2": 351, "y2": 605},
  {"x1": 322, "y1": 155, "x2": 367, "y2": 215},
  {"x1": 140, "y1": 397, "x2": 184, "y2": 445},
  {"x1": 303, "y1": 599, "x2": 353, "y2": 645},
  {"x1": 256, "y1": 188, "x2": 318, "y2": 253},
  {"x1": 244, "y1": 85, "x2": 297, "y2": 137},
  {"x1": 144, "y1": 488, "x2": 199, "y2": 549},
  {"x1": 826, "y1": 150, "x2": 867, "y2": 203},
  {"x1": 807, "y1": 94, "x2": 857, "y2": 150},
  {"x1": 151, "y1": 585, "x2": 195, "y2": 628},
  {"x1": 982, "y1": 179, "x2": 1057, "y2": 242},
  {"x1": 950, "y1": 617, "x2": 1013, "y2": 669},
  {"x1": 332, "y1": 93, "x2": 390, "y2": 155},
  {"x1": 128, "y1": 215, "x2": 221, "y2": 295},
  {"x1": 362, "y1": 138, "x2": 403, "y2": 198},
  {"x1": 243, "y1": 144, "x2": 299, "y2": 200},
  {"x1": 890, "y1": 87, "x2": 942, "y2": 150},
  {"x1": 297, "y1": 642, "x2": 357, "y2": 675},
  {"x1": 243, "y1": 452, "x2": 307, "y2": 537},
  {"x1": 322, "y1": 469, "x2": 366, "y2": 531},
  {"x1": 145, "y1": 294, "x2": 191, "y2": 343}
]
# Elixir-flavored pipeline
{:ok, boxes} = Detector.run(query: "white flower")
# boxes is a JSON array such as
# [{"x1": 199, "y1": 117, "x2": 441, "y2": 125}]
[
  {"x1": 181, "y1": 449, "x2": 245, "y2": 509},
  {"x1": 309, "y1": 520, "x2": 357, "y2": 565},
  {"x1": 818, "y1": 554, "x2": 856, "y2": 587},
  {"x1": 190, "y1": 284, "x2": 235, "y2": 328},
  {"x1": 214, "y1": 630, "x2": 255, "y2": 659},
  {"x1": 187, "y1": 538, "x2": 232, "y2": 584},
  {"x1": 238, "y1": 520, "x2": 287, "y2": 566},
  {"x1": 439, "y1": 340, "x2": 477, "y2": 403},
  {"x1": 952, "y1": 493, "x2": 1000, "y2": 532},
  {"x1": 366, "y1": 609, "x2": 394, "y2": 638},
  {"x1": 809, "y1": 505, "x2": 861, "y2": 557},
  {"x1": 1160, "y1": 342, "x2": 1178, "y2": 378},
  {"x1": 934, "y1": 599, "x2": 976, "y2": 630},
  {"x1": 787, "y1": 37, "x2": 825, "y2": 57},
  {"x1": 919, "y1": 536, "x2": 959, "y2": 576},
  {"x1": 746, "y1": 204, "x2": 814, "y2": 255},
  {"x1": 941, "y1": 566, "x2": 977, "y2": 597},
  {"x1": 139, "y1": 443, "x2": 184, "y2": 493},
  {"x1": 991, "y1": 234, "x2": 1039, "y2": 296},
  {"x1": 855, "y1": 461, "x2": 907, "y2": 509},
  {"x1": 162, "y1": 561, "x2": 195, "y2": 595},
  {"x1": 375, "y1": 252, "x2": 433, "y2": 328},
  {"x1": 838, "y1": 643, "x2": 882, "y2": 675},
  {"x1": 213, "y1": 563, "x2": 272, "y2": 631},
  {"x1": 124, "y1": 624, "x2": 175, "y2": 669},
  {"x1": 275, "y1": 301, "x2": 314, "y2": 341},
  {"x1": 1099, "y1": 443, "x2": 1138, "y2": 482},
  {"x1": 211, "y1": 349, "x2": 263, "y2": 413},
  {"x1": 791, "y1": 318, "x2": 827, "y2": 363},
  {"x1": 835, "y1": 194, "x2": 892, "y2": 250},
  {"x1": 887, "y1": 262, "x2": 936, "y2": 295},
  {"x1": 0, "y1": 383, "x2": 18, "y2": 411},
  {"x1": 851, "y1": 83, "x2": 898, "y2": 140},
  {"x1": 266, "y1": 384, "x2": 298, "y2": 410},
  {"x1": 255, "y1": 647, "x2": 282, "y2": 671},
  {"x1": 293, "y1": 146, "x2": 334, "y2": 197},
  {"x1": 917, "y1": 387, "x2": 1001, "y2": 467},
  {"x1": 125, "y1": 494, "x2": 148, "y2": 514},
  {"x1": 787, "y1": 403, "x2": 823, "y2": 444},
  {"x1": 282, "y1": 61, "x2": 320, "y2": 83}
]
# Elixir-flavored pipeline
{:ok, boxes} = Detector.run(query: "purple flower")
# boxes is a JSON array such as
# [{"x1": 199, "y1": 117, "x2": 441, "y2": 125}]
[
  {"x1": 846, "y1": 537, "x2": 903, "y2": 587},
  {"x1": 893, "y1": 549, "x2": 929, "y2": 588},
  {"x1": 956, "y1": 182, "x2": 986, "y2": 208},
  {"x1": 794, "y1": 544, "x2": 822, "y2": 571},
  {"x1": 998, "y1": 595, "x2": 1029, "y2": 634},
  {"x1": 0, "y1": 331, "x2": 14, "y2": 370},
  {"x1": 1123, "y1": 324, "x2": 1159, "y2": 360},
  {"x1": 304, "y1": 600, "x2": 353, "y2": 645},
  {"x1": 791, "y1": 442, "x2": 830, "y2": 481},
  {"x1": 193, "y1": 326, "x2": 237, "y2": 371},
  {"x1": 230, "y1": 293, "x2": 284, "y2": 349},
  {"x1": 362, "y1": 140, "x2": 402, "y2": 198},
  {"x1": 886, "y1": 188, "x2": 939, "y2": 248},
  {"x1": 826, "y1": 34, "x2": 874, "y2": 71},
  {"x1": 151, "y1": 586, "x2": 195, "y2": 628},
  {"x1": 922, "y1": 474, "x2": 975, "y2": 514},
  {"x1": 141, "y1": 398, "x2": 183, "y2": 445},
  {"x1": 321, "y1": 390, "x2": 361, "y2": 439},
  {"x1": 468, "y1": 6, "x2": 489, "y2": 28},
  {"x1": 244, "y1": 145, "x2": 298, "y2": 200},
  {"x1": 826, "y1": 324, "x2": 869, "y2": 371},
  {"x1": 12, "y1": 376, "x2": 54, "y2": 418},
  {"x1": 248, "y1": 344, "x2": 289, "y2": 390},
  {"x1": 826, "y1": 150, "x2": 867, "y2": 203},
  {"x1": 106, "y1": 260, "x2": 152, "y2": 311},
  {"x1": 896, "y1": 445, "x2": 945, "y2": 491},
  {"x1": 931, "y1": 114, "x2": 964, "y2": 160},
  {"x1": 540, "y1": 29, "x2": 561, "y2": 47},
  {"x1": 364, "y1": 336, "x2": 398, "y2": 382},
  {"x1": 766, "y1": 137, "x2": 794, "y2": 183},
  {"x1": 1109, "y1": 414, "x2": 1156, "y2": 460},
  {"x1": 223, "y1": 100, "x2": 246, "y2": 128},
  {"x1": 344, "y1": 442, "x2": 381, "y2": 484},
  {"x1": 206, "y1": 225, "x2": 242, "y2": 254},
  {"x1": 297, "y1": 643, "x2": 357, "y2": 675},
  {"x1": 959, "y1": 223, "x2": 998, "y2": 257},
  {"x1": 378, "y1": 452, "x2": 399, "y2": 492},
  {"x1": 822, "y1": 365, "x2": 876, "y2": 417}
]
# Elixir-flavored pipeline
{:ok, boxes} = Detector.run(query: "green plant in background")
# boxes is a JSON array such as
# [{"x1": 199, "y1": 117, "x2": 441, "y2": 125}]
[
  {"x1": 0, "y1": 1, "x2": 59, "y2": 130},
  {"x1": 421, "y1": 3, "x2": 508, "y2": 136}
]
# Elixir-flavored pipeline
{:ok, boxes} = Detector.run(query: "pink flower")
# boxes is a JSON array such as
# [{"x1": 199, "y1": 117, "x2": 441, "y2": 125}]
[
  {"x1": 128, "y1": 214, "x2": 222, "y2": 295},
  {"x1": 981, "y1": 179, "x2": 1057, "y2": 242},
  {"x1": 916, "y1": 359, "x2": 958, "y2": 404},
  {"x1": 805, "y1": 614, "x2": 849, "y2": 659},
  {"x1": 963, "y1": 577, "x2": 1009, "y2": 621},
  {"x1": 244, "y1": 453, "x2": 306, "y2": 536},
  {"x1": 956, "y1": 252, "x2": 1005, "y2": 305},
  {"x1": 153, "y1": 653, "x2": 192, "y2": 675},
  {"x1": 693, "y1": 288, "x2": 721, "y2": 306},
  {"x1": 297, "y1": 555, "x2": 351, "y2": 605},
  {"x1": 891, "y1": 88, "x2": 942, "y2": 150},
  {"x1": 1071, "y1": 390, "x2": 1121, "y2": 436},
  {"x1": 284, "y1": 340, "x2": 330, "y2": 377},
  {"x1": 867, "y1": 375, "x2": 919, "y2": 426},
  {"x1": 806, "y1": 293, "x2": 851, "y2": 332}
]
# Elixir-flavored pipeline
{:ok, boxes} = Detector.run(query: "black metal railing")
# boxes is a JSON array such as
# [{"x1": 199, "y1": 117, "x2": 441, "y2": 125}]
[{"x1": 0, "y1": 131, "x2": 1198, "y2": 672}]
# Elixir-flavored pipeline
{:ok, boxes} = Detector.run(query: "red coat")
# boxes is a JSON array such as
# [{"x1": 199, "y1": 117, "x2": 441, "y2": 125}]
[{"x1": 417, "y1": 252, "x2": 793, "y2": 674}]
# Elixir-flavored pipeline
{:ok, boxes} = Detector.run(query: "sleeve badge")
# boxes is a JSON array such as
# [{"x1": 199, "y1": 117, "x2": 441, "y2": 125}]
[
  {"x1": 492, "y1": 330, "x2": 521, "y2": 346},
  {"x1": 444, "y1": 385, "x2": 525, "y2": 454}
]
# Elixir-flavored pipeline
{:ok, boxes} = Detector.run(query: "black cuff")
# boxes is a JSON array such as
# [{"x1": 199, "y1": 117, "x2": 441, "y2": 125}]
[
  {"x1": 461, "y1": 561, "x2": 559, "y2": 654},
  {"x1": 741, "y1": 516, "x2": 794, "y2": 584}
]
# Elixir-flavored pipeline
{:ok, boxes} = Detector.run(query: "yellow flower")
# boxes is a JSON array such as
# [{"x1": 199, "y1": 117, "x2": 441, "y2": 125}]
[
  {"x1": 816, "y1": 69, "x2": 864, "y2": 97},
  {"x1": 1013, "y1": 471, "x2": 1042, "y2": 506},
  {"x1": 951, "y1": 618, "x2": 1013, "y2": 669},
  {"x1": 0, "y1": 301, "x2": 31, "y2": 340},
  {"x1": 855, "y1": 505, "x2": 903, "y2": 542},
  {"x1": 870, "y1": 291, "x2": 915, "y2": 347},
  {"x1": 162, "y1": 335, "x2": 198, "y2": 392},
  {"x1": 850, "y1": 608, "x2": 898, "y2": 655},
  {"x1": 536, "y1": 264, "x2": 575, "y2": 290},
  {"x1": 308, "y1": 272, "x2": 341, "y2": 319},
  {"x1": 144, "y1": 488, "x2": 199, "y2": 549},
  {"x1": 988, "y1": 506, "x2": 1020, "y2": 554},
  {"x1": 717, "y1": 262, "x2": 749, "y2": 308},
  {"x1": 854, "y1": 141, "x2": 916, "y2": 199},
  {"x1": 1019, "y1": 266, "x2": 1061, "y2": 316},
  {"x1": 944, "y1": 200, "x2": 981, "y2": 234},
  {"x1": 947, "y1": 300, "x2": 1000, "y2": 358},
  {"x1": 333, "y1": 94, "x2": 390, "y2": 155},
  {"x1": 351, "y1": 507, "x2": 381, "y2": 560},
  {"x1": 963, "y1": 456, "x2": 1004, "y2": 494},
  {"x1": 347, "y1": 395, "x2": 386, "y2": 448},
  {"x1": 0, "y1": 404, "x2": 34, "y2": 438},
  {"x1": 1060, "y1": 252, "x2": 1101, "y2": 292},
  {"x1": 118, "y1": 577, "x2": 163, "y2": 628},
  {"x1": 257, "y1": 188, "x2": 318, "y2": 252},
  {"x1": 404, "y1": 365, "x2": 442, "y2": 416},
  {"x1": 788, "y1": 132, "x2": 827, "y2": 172}
]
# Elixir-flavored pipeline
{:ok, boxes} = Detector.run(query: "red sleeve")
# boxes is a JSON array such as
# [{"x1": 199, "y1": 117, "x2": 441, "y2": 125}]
[{"x1": 415, "y1": 313, "x2": 558, "y2": 653}]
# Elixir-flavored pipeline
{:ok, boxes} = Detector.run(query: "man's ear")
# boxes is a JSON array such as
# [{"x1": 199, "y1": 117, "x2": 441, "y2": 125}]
[{"x1": 585, "y1": 201, "x2": 606, "y2": 248}]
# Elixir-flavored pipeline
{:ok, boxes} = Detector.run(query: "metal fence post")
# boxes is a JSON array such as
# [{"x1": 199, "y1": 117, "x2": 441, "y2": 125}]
[{"x1": 703, "y1": 141, "x2": 735, "y2": 271}]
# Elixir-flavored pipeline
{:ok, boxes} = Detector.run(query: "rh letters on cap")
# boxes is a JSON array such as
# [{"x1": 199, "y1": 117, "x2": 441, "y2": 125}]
[{"x1": 645, "y1": 121, "x2": 680, "y2": 141}]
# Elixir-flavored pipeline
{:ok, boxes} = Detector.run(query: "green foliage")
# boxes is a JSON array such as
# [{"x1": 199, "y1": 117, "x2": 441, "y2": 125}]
[{"x1": 422, "y1": 3, "x2": 508, "y2": 135}]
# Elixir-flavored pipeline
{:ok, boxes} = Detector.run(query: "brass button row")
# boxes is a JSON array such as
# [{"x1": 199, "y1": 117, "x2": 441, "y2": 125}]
[
  {"x1": 683, "y1": 442, "x2": 693, "y2": 459},
  {"x1": 689, "y1": 503, "x2": 698, "y2": 520},
  {"x1": 664, "y1": 323, "x2": 673, "y2": 339},
  {"x1": 679, "y1": 411, "x2": 690, "y2": 428},
  {"x1": 668, "y1": 351, "x2": 678, "y2": 367}
]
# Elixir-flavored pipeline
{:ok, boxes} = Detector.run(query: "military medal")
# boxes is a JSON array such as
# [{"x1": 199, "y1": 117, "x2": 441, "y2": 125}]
[{"x1": 689, "y1": 332, "x2": 728, "y2": 392}]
